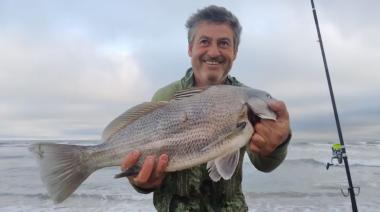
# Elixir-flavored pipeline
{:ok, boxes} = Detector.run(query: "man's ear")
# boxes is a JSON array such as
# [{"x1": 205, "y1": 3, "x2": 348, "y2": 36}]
[
  {"x1": 188, "y1": 43, "x2": 193, "y2": 57},
  {"x1": 233, "y1": 48, "x2": 238, "y2": 61}
]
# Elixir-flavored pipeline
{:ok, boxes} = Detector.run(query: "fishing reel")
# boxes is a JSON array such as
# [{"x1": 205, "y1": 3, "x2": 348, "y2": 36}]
[
  {"x1": 326, "y1": 143, "x2": 360, "y2": 197},
  {"x1": 326, "y1": 143, "x2": 344, "y2": 170}
]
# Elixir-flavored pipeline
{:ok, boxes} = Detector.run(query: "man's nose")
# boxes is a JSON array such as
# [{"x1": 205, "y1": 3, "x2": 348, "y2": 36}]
[{"x1": 207, "y1": 43, "x2": 221, "y2": 57}]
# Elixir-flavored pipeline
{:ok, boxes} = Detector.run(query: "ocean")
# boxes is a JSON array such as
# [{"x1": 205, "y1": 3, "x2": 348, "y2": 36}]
[{"x1": 0, "y1": 139, "x2": 379, "y2": 212}]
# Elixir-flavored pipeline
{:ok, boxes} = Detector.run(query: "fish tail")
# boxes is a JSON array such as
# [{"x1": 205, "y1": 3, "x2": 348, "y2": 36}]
[{"x1": 29, "y1": 143, "x2": 95, "y2": 203}]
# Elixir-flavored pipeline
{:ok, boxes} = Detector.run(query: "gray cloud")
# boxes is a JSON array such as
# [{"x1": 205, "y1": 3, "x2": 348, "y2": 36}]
[
  {"x1": 0, "y1": 28, "x2": 151, "y2": 139},
  {"x1": 0, "y1": 0, "x2": 379, "y2": 142}
]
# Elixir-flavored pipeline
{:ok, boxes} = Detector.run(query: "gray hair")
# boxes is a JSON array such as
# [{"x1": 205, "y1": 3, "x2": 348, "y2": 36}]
[{"x1": 185, "y1": 5, "x2": 242, "y2": 52}]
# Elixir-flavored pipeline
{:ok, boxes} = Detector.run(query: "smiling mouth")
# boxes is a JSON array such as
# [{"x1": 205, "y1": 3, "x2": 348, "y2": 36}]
[
  {"x1": 204, "y1": 60, "x2": 221, "y2": 65},
  {"x1": 202, "y1": 56, "x2": 225, "y2": 65}
]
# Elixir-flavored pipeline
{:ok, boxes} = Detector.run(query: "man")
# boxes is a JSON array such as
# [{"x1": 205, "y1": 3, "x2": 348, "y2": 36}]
[{"x1": 121, "y1": 5, "x2": 291, "y2": 211}]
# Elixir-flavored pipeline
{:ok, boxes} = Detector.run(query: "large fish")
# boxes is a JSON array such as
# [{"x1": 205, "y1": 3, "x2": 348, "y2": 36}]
[{"x1": 29, "y1": 85, "x2": 277, "y2": 203}]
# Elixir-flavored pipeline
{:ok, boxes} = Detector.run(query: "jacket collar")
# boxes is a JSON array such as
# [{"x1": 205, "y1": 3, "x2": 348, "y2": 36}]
[{"x1": 181, "y1": 68, "x2": 242, "y2": 88}]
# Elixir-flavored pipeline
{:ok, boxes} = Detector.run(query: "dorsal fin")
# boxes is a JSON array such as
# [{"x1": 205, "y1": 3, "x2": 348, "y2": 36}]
[
  {"x1": 102, "y1": 101, "x2": 168, "y2": 141},
  {"x1": 174, "y1": 87, "x2": 207, "y2": 100}
]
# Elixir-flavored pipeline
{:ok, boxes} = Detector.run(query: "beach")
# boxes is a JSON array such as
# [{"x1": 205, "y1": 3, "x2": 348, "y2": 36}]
[{"x1": 1, "y1": 139, "x2": 379, "y2": 211}]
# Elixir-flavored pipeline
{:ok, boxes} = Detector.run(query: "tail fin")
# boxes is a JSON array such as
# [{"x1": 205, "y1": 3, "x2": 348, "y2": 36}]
[{"x1": 29, "y1": 143, "x2": 95, "y2": 203}]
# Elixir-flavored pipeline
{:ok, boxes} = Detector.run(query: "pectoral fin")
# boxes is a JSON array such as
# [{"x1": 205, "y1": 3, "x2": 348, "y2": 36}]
[
  {"x1": 215, "y1": 150, "x2": 240, "y2": 180},
  {"x1": 206, "y1": 160, "x2": 221, "y2": 182},
  {"x1": 206, "y1": 150, "x2": 240, "y2": 182}
]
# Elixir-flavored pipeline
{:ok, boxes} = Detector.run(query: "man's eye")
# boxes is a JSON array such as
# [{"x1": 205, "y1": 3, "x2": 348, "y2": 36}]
[
  {"x1": 200, "y1": 39, "x2": 209, "y2": 46},
  {"x1": 219, "y1": 41, "x2": 230, "y2": 48}
]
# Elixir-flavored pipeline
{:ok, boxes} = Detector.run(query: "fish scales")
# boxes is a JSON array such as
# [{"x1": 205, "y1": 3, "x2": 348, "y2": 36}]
[
  {"x1": 95, "y1": 86, "x2": 247, "y2": 168},
  {"x1": 29, "y1": 85, "x2": 277, "y2": 203}
]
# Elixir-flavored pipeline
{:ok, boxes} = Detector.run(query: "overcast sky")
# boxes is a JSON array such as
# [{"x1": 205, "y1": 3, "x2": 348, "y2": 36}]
[{"x1": 0, "y1": 0, "x2": 379, "y2": 142}]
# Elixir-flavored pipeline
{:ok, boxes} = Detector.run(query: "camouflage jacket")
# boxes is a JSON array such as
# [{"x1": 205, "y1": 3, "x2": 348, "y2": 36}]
[{"x1": 133, "y1": 68, "x2": 289, "y2": 212}]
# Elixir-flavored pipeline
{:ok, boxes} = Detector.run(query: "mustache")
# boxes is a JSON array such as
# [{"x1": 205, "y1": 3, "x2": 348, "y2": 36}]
[{"x1": 202, "y1": 55, "x2": 225, "y2": 63}]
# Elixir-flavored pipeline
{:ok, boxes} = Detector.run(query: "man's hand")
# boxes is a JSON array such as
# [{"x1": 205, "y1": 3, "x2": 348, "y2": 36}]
[
  {"x1": 249, "y1": 100, "x2": 290, "y2": 156},
  {"x1": 121, "y1": 151, "x2": 168, "y2": 190}
]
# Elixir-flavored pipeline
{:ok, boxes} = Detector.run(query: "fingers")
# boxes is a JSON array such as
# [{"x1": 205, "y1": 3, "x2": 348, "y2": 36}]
[
  {"x1": 130, "y1": 154, "x2": 169, "y2": 189},
  {"x1": 267, "y1": 99, "x2": 291, "y2": 140},
  {"x1": 154, "y1": 154, "x2": 169, "y2": 178},
  {"x1": 254, "y1": 121, "x2": 271, "y2": 137},
  {"x1": 121, "y1": 150, "x2": 141, "y2": 170},
  {"x1": 250, "y1": 133, "x2": 274, "y2": 156},
  {"x1": 268, "y1": 100, "x2": 289, "y2": 121},
  {"x1": 134, "y1": 155, "x2": 155, "y2": 184},
  {"x1": 250, "y1": 122, "x2": 280, "y2": 156},
  {"x1": 250, "y1": 133, "x2": 264, "y2": 154},
  {"x1": 249, "y1": 99, "x2": 291, "y2": 157}
]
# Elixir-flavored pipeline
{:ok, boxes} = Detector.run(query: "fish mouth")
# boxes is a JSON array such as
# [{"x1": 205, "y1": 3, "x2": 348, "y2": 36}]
[{"x1": 247, "y1": 106, "x2": 260, "y2": 125}]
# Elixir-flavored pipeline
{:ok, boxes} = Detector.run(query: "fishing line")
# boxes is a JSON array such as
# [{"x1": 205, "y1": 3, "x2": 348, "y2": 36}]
[{"x1": 310, "y1": 1, "x2": 359, "y2": 211}]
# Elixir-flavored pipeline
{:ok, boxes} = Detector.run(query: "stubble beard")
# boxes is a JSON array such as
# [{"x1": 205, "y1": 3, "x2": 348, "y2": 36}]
[
  {"x1": 204, "y1": 72, "x2": 227, "y2": 85},
  {"x1": 198, "y1": 55, "x2": 231, "y2": 86}
]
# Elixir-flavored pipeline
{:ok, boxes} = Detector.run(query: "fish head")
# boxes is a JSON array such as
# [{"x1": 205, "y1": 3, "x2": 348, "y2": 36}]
[{"x1": 244, "y1": 88, "x2": 277, "y2": 121}]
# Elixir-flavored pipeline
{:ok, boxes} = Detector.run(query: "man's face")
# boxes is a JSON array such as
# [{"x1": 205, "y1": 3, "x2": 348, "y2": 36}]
[{"x1": 188, "y1": 22, "x2": 237, "y2": 87}]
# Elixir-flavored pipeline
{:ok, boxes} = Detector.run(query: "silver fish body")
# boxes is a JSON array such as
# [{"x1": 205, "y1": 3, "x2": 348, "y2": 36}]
[{"x1": 30, "y1": 85, "x2": 276, "y2": 203}]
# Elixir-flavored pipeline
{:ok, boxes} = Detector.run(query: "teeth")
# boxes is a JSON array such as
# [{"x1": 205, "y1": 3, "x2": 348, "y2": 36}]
[{"x1": 205, "y1": 61, "x2": 219, "y2": 65}]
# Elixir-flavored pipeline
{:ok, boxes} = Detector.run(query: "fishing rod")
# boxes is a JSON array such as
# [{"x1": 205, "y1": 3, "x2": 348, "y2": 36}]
[{"x1": 310, "y1": 0, "x2": 359, "y2": 211}]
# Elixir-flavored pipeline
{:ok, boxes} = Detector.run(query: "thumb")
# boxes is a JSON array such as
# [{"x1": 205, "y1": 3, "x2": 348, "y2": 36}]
[{"x1": 268, "y1": 100, "x2": 289, "y2": 121}]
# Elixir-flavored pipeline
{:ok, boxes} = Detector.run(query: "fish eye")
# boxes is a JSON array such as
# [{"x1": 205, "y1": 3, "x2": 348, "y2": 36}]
[{"x1": 266, "y1": 94, "x2": 272, "y2": 99}]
